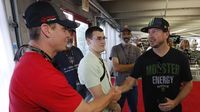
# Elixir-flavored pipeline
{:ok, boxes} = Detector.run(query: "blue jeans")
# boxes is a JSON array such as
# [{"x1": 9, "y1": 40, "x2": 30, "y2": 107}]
[{"x1": 118, "y1": 86, "x2": 138, "y2": 112}]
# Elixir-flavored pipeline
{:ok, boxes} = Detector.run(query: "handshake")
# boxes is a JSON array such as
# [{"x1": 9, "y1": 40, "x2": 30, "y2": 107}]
[
  {"x1": 108, "y1": 86, "x2": 122, "y2": 103},
  {"x1": 107, "y1": 86, "x2": 122, "y2": 112}
]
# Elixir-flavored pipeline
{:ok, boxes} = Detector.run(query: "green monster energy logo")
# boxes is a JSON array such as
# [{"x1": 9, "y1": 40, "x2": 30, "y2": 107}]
[{"x1": 146, "y1": 63, "x2": 180, "y2": 75}]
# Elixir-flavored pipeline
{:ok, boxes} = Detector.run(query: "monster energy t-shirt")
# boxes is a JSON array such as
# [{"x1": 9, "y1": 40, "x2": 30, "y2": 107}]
[{"x1": 131, "y1": 48, "x2": 192, "y2": 112}]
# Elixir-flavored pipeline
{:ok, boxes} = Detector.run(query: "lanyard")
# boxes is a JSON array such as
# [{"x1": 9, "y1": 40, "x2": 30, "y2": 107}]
[{"x1": 14, "y1": 44, "x2": 52, "y2": 62}]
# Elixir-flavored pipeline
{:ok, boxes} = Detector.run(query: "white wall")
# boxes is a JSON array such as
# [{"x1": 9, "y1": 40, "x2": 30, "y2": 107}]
[{"x1": 0, "y1": 0, "x2": 15, "y2": 112}]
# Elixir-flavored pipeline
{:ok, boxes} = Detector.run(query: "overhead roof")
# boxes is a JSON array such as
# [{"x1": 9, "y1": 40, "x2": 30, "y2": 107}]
[{"x1": 98, "y1": 0, "x2": 200, "y2": 37}]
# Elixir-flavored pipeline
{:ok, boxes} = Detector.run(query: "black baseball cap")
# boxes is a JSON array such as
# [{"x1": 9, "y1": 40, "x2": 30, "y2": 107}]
[
  {"x1": 121, "y1": 28, "x2": 131, "y2": 33},
  {"x1": 141, "y1": 17, "x2": 169, "y2": 33},
  {"x1": 23, "y1": 1, "x2": 78, "y2": 29}
]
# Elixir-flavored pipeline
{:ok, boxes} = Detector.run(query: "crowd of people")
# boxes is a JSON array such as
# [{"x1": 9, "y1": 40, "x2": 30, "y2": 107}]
[{"x1": 9, "y1": 1, "x2": 193, "y2": 112}]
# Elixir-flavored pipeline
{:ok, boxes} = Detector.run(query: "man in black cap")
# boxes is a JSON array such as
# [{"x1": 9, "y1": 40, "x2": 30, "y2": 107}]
[
  {"x1": 119, "y1": 17, "x2": 193, "y2": 112},
  {"x1": 9, "y1": 1, "x2": 120, "y2": 112}
]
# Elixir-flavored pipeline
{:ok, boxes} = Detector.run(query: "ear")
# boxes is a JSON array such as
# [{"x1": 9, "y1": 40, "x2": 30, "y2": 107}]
[
  {"x1": 165, "y1": 31, "x2": 170, "y2": 39},
  {"x1": 40, "y1": 23, "x2": 51, "y2": 38},
  {"x1": 86, "y1": 38, "x2": 91, "y2": 45}
]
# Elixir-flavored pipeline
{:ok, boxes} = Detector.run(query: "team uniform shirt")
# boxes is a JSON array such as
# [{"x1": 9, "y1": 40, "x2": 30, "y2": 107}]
[
  {"x1": 78, "y1": 51, "x2": 111, "y2": 112},
  {"x1": 131, "y1": 48, "x2": 193, "y2": 112},
  {"x1": 53, "y1": 46, "x2": 84, "y2": 89},
  {"x1": 110, "y1": 43, "x2": 141, "y2": 85},
  {"x1": 9, "y1": 52, "x2": 82, "y2": 112}
]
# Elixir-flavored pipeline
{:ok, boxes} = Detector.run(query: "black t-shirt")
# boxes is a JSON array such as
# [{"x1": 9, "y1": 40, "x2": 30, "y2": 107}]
[
  {"x1": 53, "y1": 46, "x2": 84, "y2": 89},
  {"x1": 131, "y1": 48, "x2": 192, "y2": 112}
]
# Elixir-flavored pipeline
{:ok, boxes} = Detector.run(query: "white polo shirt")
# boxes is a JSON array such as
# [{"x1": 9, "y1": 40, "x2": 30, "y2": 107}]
[{"x1": 78, "y1": 50, "x2": 111, "y2": 96}]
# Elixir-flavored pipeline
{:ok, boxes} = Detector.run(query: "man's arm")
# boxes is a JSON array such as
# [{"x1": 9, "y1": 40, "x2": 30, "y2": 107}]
[
  {"x1": 119, "y1": 76, "x2": 137, "y2": 92},
  {"x1": 88, "y1": 84, "x2": 121, "y2": 111},
  {"x1": 112, "y1": 57, "x2": 134, "y2": 72},
  {"x1": 74, "y1": 87, "x2": 120, "y2": 112},
  {"x1": 88, "y1": 84, "x2": 105, "y2": 99},
  {"x1": 174, "y1": 80, "x2": 193, "y2": 105}
]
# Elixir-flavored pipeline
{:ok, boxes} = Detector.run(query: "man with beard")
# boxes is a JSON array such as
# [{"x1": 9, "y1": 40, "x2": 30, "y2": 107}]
[
  {"x1": 53, "y1": 29, "x2": 88, "y2": 98},
  {"x1": 110, "y1": 28, "x2": 141, "y2": 112},
  {"x1": 119, "y1": 18, "x2": 193, "y2": 112}
]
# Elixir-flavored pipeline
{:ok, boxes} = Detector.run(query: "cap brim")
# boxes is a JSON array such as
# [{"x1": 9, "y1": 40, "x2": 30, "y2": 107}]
[
  {"x1": 58, "y1": 19, "x2": 79, "y2": 29},
  {"x1": 141, "y1": 26, "x2": 166, "y2": 33},
  {"x1": 141, "y1": 27, "x2": 149, "y2": 33},
  {"x1": 121, "y1": 28, "x2": 131, "y2": 32}
]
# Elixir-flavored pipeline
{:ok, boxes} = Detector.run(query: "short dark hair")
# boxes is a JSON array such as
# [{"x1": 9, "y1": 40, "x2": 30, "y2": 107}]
[
  {"x1": 28, "y1": 23, "x2": 56, "y2": 40},
  {"x1": 28, "y1": 27, "x2": 41, "y2": 40},
  {"x1": 85, "y1": 26, "x2": 103, "y2": 39}
]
